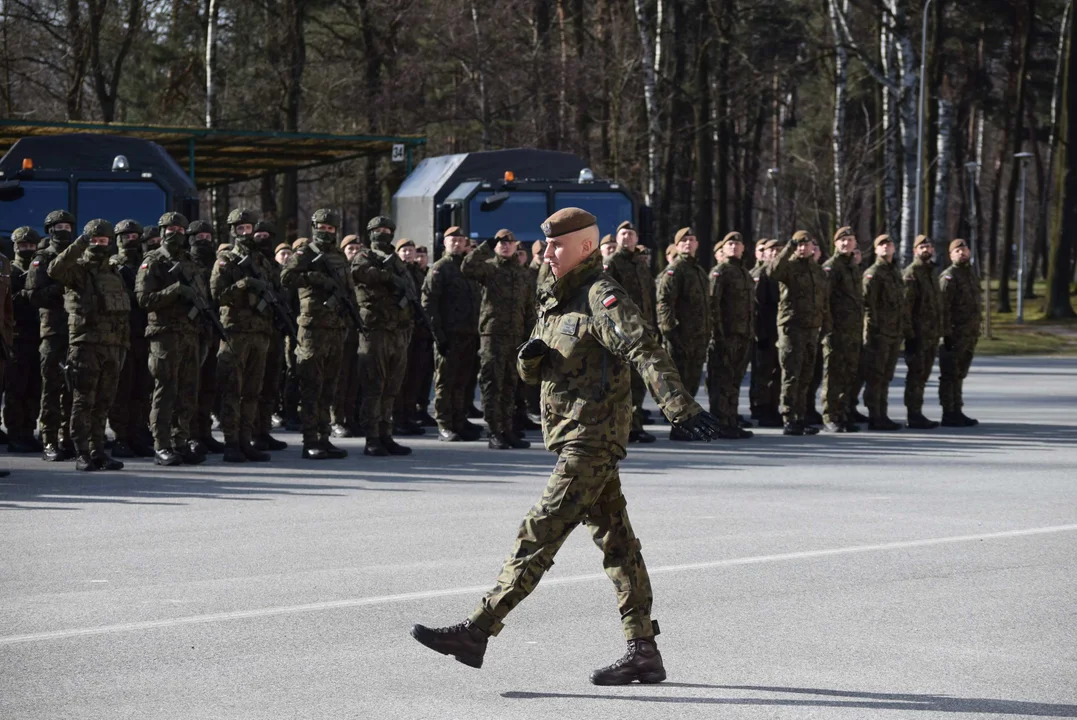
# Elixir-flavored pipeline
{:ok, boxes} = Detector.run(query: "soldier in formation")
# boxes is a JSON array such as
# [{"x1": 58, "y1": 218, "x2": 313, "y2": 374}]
[
  {"x1": 820, "y1": 227, "x2": 863, "y2": 433},
  {"x1": 6, "y1": 227, "x2": 43, "y2": 453},
  {"x1": 939, "y1": 239, "x2": 981, "y2": 427},
  {"x1": 903, "y1": 234, "x2": 943, "y2": 430},
  {"x1": 861, "y1": 234, "x2": 907, "y2": 431},
  {"x1": 707, "y1": 232, "x2": 754, "y2": 439}
]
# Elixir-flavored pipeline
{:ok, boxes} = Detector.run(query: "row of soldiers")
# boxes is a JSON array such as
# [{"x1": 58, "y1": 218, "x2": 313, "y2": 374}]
[{"x1": 600, "y1": 223, "x2": 982, "y2": 438}]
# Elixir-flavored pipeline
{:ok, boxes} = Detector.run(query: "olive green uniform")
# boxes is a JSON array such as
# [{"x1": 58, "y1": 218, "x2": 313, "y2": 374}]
[
  {"x1": 605, "y1": 247, "x2": 656, "y2": 431},
  {"x1": 48, "y1": 237, "x2": 131, "y2": 455},
  {"x1": 108, "y1": 246, "x2": 151, "y2": 446},
  {"x1": 422, "y1": 252, "x2": 478, "y2": 432},
  {"x1": 5, "y1": 253, "x2": 41, "y2": 444},
  {"x1": 707, "y1": 257, "x2": 754, "y2": 428},
  {"x1": 938, "y1": 262, "x2": 981, "y2": 413},
  {"x1": 467, "y1": 250, "x2": 701, "y2": 641},
  {"x1": 749, "y1": 263, "x2": 781, "y2": 419},
  {"x1": 821, "y1": 252, "x2": 863, "y2": 424},
  {"x1": 136, "y1": 246, "x2": 206, "y2": 451},
  {"x1": 462, "y1": 242, "x2": 533, "y2": 437},
  {"x1": 0, "y1": 255, "x2": 13, "y2": 434},
  {"x1": 256, "y1": 256, "x2": 290, "y2": 438},
  {"x1": 767, "y1": 242, "x2": 830, "y2": 421},
  {"x1": 191, "y1": 248, "x2": 219, "y2": 443},
  {"x1": 396, "y1": 264, "x2": 434, "y2": 425},
  {"x1": 861, "y1": 256, "x2": 907, "y2": 420},
  {"x1": 25, "y1": 243, "x2": 73, "y2": 449},
  {"x1": 903, "y1": 257, "x2": 942, "y2": 414},
  {"x1": 656, "y1": 254, "x2": 710, "y2": 397}
]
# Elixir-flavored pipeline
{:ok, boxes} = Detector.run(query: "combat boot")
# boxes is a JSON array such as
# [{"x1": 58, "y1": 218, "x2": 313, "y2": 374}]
[
  {"x1": 823, "y1": 422, "x2": 847, "y2": 433},
  {"x1": 590, "y1": 637, "x2": 666, "y2": 686},
  {"x1": 802, "y1": 423, "x2": 820, "y2": 435},
  {"x1": 60, "y1": 437, "x2": 77, "y2": 460},
  {"x1": 804, "y1": 409, "x2": 824, "y2": 426},
  {"x1": 460, "y1": 422, "x2": 483, "y2": 441},
  {"x1": 868, "y1": 416, "x2": 901, "y2": 431},
  {"x1": 42, "y1": 442, "x2": 65, "y2": 462},
  {"x1": 393, "y1": 420, "x2": 425, "y2": 437},
  {"x1": 738, "y1": 415, "x2": 753, "y2": 429},
  {"x1": 438, "y1": 428, "x2": 462, "y2": 442},
  {"x1": 90, "y1": 450, "x2": 124, "y2": 471},
  {"x1": 668, "y1": 426, "x2": 695, "y2": 441},
  {"x1": 322, "y1": 440, "x2": 349, "y2": 459},
  {"x1": 363, "y1": 437, "x2": 389, "y2": 457},
  {"x1": 240, "y1": 441, "x2": 270, "y2": 462},
  {"x1": 628, "y1": 429, "x2": 656, "y2": 443},
  {"x1": 782, "y1": 420, "x2": 803, "y2": 436},
  {"x1": 110, "y1": 440, "x2": 135, "y2": 458},
  {"x1": 467, "y1": 404, "x2": 483, "y2": 419},
  {"x1": 850, "y1": 408, "x2": 869, "y2": 423},
  {"x1": 942, "y1": 410, "x2": 978, "y2": 427},
  {"x1": 410, "y1": 620, "x2": 489, "y2": 669},
  {"x1": 255, "y1": 434, "x2": 288, "y2": 451},
  {"x1": 958, "y1": 412, "x2": 979, "y2": 427},
  {"x1": 301, "y1": 442, "x2": 329, "y2": 460},
  {"x1": 331, "y1": 423, "x2": 351, "y2": 438},
  {"x1": 131, "y1": 439, "x2": 157, "y2": 458},
  {"x1": 516, "y1": 413, "x2": 541, "y2": 432},
  {"x1": 179, "y1": 442, "x2": 206, "y2": 465},
  {"x1": 417, "y1": 410, "x2": 438, "y2": 428},
  {"x1": 842, "y1": 421, "x2": 861, "y2": 433},
  {"x1": 222, "y1": 444, "x2": 247, "y2": 463},
  {"x1": 154, "y1": 448, "x2": 182, "y2": 466},
  {"x1": 906, "y1": 412, "x2": 939, "y2": 430},
  {"x1": 487, "y1": 434, "x2": 510, "y2": 450},
  {"x1": 381, "y1": 436, "x2": 411, "y2": 456},
  {"x1": 200, "y1": 435, "x2": 226, "y2": 454},
  {"x1": 504, "y1": 433, "x2": 530, "y2": 449},
  {"x1": 74, "y1": 453, "x2": 98, "y2": 472}
]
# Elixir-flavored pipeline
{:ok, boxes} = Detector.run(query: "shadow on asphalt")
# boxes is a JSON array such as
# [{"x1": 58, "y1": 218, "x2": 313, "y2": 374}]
[{"x1": 502, "y1": 684, "x2": 1077, "y2": 716}]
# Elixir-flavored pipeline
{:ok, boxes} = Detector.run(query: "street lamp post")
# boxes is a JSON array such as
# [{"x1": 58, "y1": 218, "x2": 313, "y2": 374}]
[
  {"x1": 1015, "y1": 151, "x2": 1033, "y2": 325},
  {"x1": 768, "y1": 167, "x2": 780, "y2": 240},
  {"x1": 914, "y1": 0, "x2": 935, "y2": 250}
]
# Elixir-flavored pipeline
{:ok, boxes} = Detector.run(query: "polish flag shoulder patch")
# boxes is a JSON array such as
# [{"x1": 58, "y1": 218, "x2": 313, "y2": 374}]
[
  {"x1": 824, "y1": 266, "x2": 832, "y2": 272},
  {"x1": 602, "y1": 294, "x2": 618, "y2": 308},
  {"x1": 31, "y1": 259, "x2": 40, "y2": 267},
  {"x1": 943, "y1": 274, "x2": 952, "y2": 280},
  {"x1": 140, "y1": 263, "x2": 149, "y2": 269},
  {"x1": 665, "y1": 269, "x2": 675, "y2": 276},
  {"x1": 864, "y1": 273, "x2": 873, "y2": 279}
]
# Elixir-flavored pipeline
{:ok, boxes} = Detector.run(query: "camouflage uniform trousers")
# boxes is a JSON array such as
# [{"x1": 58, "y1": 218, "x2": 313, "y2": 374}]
[
  {"x1": 358, "y1": 328, "x2": 411, "y2": 438},
  {"x1": 296, "y1": 326, "x2": 346, "y2": 444},
  {"x1": 395, "y1": 328, "x2": 433, "y2": 424},
  {"x1": 432, "y1": 333, "x2": 478, "y2": 431},
  {"x1": 282, "y1": 335, "x2": 300, "y2": 424},
  {"x1": 904, "y1": 341, "x2": 939, "y2": 414},
  {"x1": 938, "y1": 334, "x2": 978, "y2": 413},
  {"x1": 108, "y1": 336, "x2": 151, "y2": 444},
  {"x1": 777, "y1": 326, "x2": 820, "y2": 421},
  {"x1": 750, "y1": 342, "x2": 780, "y2": 418},
  {"x1": 629, "y1": 369, "x2": 646, "y2": 431},
  {"x1": 68, "y1": 343, "x2": 126, "y2": 454},
  {"x1": 332, "y1": 328, "x2": 359, "y2": 428},
  {"x1": 807, "y1": 338, "x2": 824, "y2": 417},
  {"x1": 821, "y1": 333, "x2": 861, "y2": 424},
  {"x1": 149, "y1": 331, "x2": 202, "y2": 451},
  {"x1": 479, "y1": 334, "x2": 520, "y2": 437},
  {"x1": 255, "y1": 331, "x2": 285, "y2": 437},
  {"x1": 664, "y1": 334, "x2": 707, "y2": 400},
  {"x1": 707, "y1": 336, "x2": 751, "y2": 428},
  {"x1": 4, "y1": 338, "x2": 42, "y2": 441},
  {"x1": 38, "y1": 336, "x2": 73, "y2": 445},
  {"x1": 216, "y1": 332, "x2": 270, "y2": 445},
  {"x1": 468, "y1": 444, "x2": 655, "y2": 641},
  {"x1": 862, "y1": 333, "x2": 902, "y2": 419},
  {"x1": 194, "y1": 330, "x2": 218, "y2": 440}
]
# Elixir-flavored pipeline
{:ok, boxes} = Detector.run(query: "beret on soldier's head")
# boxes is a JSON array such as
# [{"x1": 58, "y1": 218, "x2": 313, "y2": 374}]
[
  {"x1": 949, "y1": 238, "x2": 969, "y2": 252},
  {"x1": 759, "y1": 239, "x2": 776, "y2": 250},
  {"x1": 834, "y1": 226, "x2": 854, "y2": 242},
  {"x1": 914, "y1": 234, "x2": 932, "y2": 249},
  {"x1": 716, "y1": 231, "x2": 743, "y2": 250},
  {"x1": 443, "y1": 225, "x2": 465, "y2": 239},
  {"x1": 531, "y1": 239, "x2": 546, "y2": 256},
  {"x1": 616, "y1": 220, "x2": 635, "y2": 233},
  {"x1": 292, "y1": 237, "x2": 309, "y2": 250},
  {"x1": 394, "y1": 237, "x2": 416, "y2": 250},
  {"x1": 541, "y1": 208, "x2": 597, "y2": 238},
  {"x1": 791, "y1": 230, "x2": 812, "y2": 244},
  {"x1": 873, "y1": 234, "x2": 893, "y2": 247},
  {"x1": 340, "y1": 234, "x2": 358, "y2": 249},
  {"x1": 494, "y1": 228, "x2": 516, "y2": 242},
  {"x1": 274, "y1": 242, "x2": 291, "y2": 255},
  {"x1": 600, "y1": 233, "x2": 616, "y2": 247},
  {"x1": 674, "y1": 227, "x2": 696, "y2": 243}
]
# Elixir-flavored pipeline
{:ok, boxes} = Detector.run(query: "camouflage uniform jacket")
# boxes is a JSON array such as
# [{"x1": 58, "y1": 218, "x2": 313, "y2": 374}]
[
  {"x1": 349, "y1": 244, "x2": 414, "y2": 332},
  {"x1": 136, "y1": 246, "x2": 208, "y2": 338},
  {"x1": 0, "y1": 254, "x2": 12, "y2": 347},
  {"x1": 605, "y1": 247, "x2": 656, "y2": 328},
  {"x1": 422, "y1": 253, "x2": 477, "y2": 338},
  {"x1": 461, "y1": 242, "x2": 533, "y2": 339},
  {"x1": 822, "y1": 252, "x2": 863, "y2": 337},
  {"x1": 210, "y1": 246, "x2": 280, "y2": 334},
  {"x1": 518, "y1": 250, "x2": 701, "y2": 458},
  {"x1": 903, "y1": 257, "x2": 942, "y2": 342},
  {"x1": 280, "y1": 243, "x2": 355, "y2": 331},
  {"x1": 709, "y1": 256, "x2": 754, "y2": 340},
  {"x1": 47, "y1": 238, "x2": 131, "y2": 347},
  {"x1": 767, "y1": 241, "x2": 831, "y2": 332},
  {"x1": 11, "y1": 254, "x2": 39, "y2": 344},
  {"x1": 939, "y1": 262, "x2": 982, "y2": 339},
  {"x1": 862, "y1": 256, "x2": 907, "y2": 340},
  {"x1": 111, "y1": 248, "x2": 148, "y2": 341},
  {"x1": 656, "y1": 254, "x2": 711, "y2": 339},
  {"x1": 752, "y1": 264, "x2": 780, "y2": 347},
  {"x1": 25, "y1": 243, "x2": 68, "y2": 339}
]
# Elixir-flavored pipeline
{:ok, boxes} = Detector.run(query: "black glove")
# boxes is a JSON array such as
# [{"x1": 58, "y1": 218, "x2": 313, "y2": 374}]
[
  {"x1": 242, "y1": 277, "x2": 267, "y2": 293},
  {"x1": 675, "y1": 410, "x2": 721, "y2": 441},
  {"x1": 518, "y1": 338, "x2": 549, "y2": 361}
]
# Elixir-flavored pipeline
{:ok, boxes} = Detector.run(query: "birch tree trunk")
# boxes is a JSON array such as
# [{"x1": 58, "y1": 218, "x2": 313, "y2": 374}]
[
  {"x1": 205, "y1": 0, "x2": 227, "y2": 234},
  {"x1": 633, "y1": 0, "x2": 660, "y2": 206},
  {"x1": 890, "y1": 0, "x2": 920, "y2": 264},
  {"x1": 931, "y1": 98, "x2": 953, "y2": 247},
  {"x1": 1046, "y1": 0, "x2": 1076, "y2": 318},
  {"x1": 880, "y1": 17, "x2": 901, "y2": 240},
  {"x1": 828, "y1": 0, "x2": 848, "y2": 225},
  {"x1": 1035, "y1": 0, "x2": 1071, "y2": 291},
  {"x1": 470, "y1": 3, "x2": 490, "y2": 149}
]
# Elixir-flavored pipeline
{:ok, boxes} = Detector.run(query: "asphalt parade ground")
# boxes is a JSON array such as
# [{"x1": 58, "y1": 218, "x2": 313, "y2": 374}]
[{"x1": 2, "y1": 356, "x2": 1076, "y2": 720}]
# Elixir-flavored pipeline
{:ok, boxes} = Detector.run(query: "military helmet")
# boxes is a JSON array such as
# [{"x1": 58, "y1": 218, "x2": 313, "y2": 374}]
[
  {"x1": 187, "y1": 220, "x2": 213, "y2": 237},
  {"x1": 83, "y1": 218, "x2": 115, "y2": 238},
  {"x1": 311, "y1": 208, "x2": 339, "y2": 228},
  {"x1": 44, "y1": 209, "x2": 75, "y2": 231},
  {"x1": 114, "y1": 219, "x2": 143, "y2": 236},
  {"x1": 254, "y1": 220, "x2": 275, "y2": 235},
  {"x1": 227, "y1": 209, "x2": 254, "y2": 227},
  {"x1": 366, "y1": 215, "x2": 395, "y2": 233},
  {"x1": 142, "y1": 225, "x2": 161, "y2": 241},
  {"x1": 158, "y1": 211, "x2": 189, "y2": 229},
  {"x1": 11, "y1": 226, "x2": 42, "y2": 245}
]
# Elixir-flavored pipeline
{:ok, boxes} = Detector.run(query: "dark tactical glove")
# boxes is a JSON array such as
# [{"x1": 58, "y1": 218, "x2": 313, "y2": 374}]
[
  {"x1": 674, "y1": 410, "x2": 721, "y2": 441},
  {"x1": 518, "y1": 338, "x2": 549, "y2": 361},
  {"x1": 172, "y1": 282, "x2": 198, "y2": 302},
  {"x1": 241, "y1": 277, "x2": 267, "y2": 293}
]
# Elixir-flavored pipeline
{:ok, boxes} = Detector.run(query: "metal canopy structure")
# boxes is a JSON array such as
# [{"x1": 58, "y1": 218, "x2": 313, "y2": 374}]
[{"x1": 0, "y1": 119, "x2": 426, "y2": 189}]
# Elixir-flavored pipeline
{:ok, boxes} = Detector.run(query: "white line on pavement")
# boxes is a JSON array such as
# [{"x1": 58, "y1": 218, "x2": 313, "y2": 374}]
[{"x1": 2, "y1": 523, "x2": 1074, "y2": 646}]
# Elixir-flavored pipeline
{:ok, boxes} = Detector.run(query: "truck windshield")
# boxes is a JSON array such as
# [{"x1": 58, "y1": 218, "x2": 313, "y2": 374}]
[
  {"x1": 469, "y1": 191, "x2": 547, "y2": 242},
  {"x1": 554, "y1": 191, "x2": 634, "y2": 238},
  {"x1": 0, "y1": 180, "x2": 69, "y2": 236},
  {"x1": 77, "y1": 181, "x2": 166, "y2": 229}
]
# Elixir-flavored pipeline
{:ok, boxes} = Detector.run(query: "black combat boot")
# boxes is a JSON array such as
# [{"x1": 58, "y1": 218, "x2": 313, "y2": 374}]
[
  {"x1": 958, "y1": 412, "x2": 979, "y2": 427},
  {"x1": 459, "y1": 422, "x2": 483, "y2": 441},
  {"x1": 255, "y1": 434, "x2": 288, "y2": 451},
  {"x1": 154, "y1": 447, "x2": 182, "y2": 466},
  {"x1": 381, "y1": 436, "x2": 411, "y2": 456},
  {"x1": 504, "y1": 433, "x2": 530, "y2": 449},
  {"x1": 738, "y1": 415, "x2": 753, "y2": 429},
  {"x1": 417, "y1": 410, "x2": 438, "y2": 428},
  {"x1": 322, "y1": 439, "x2": 349, "y2": 459},
  {"x1": 110, "y1": 440, "x2": 135, "y2": 458},
  {"x1": 516, "y1": 413, "x2": 541, "y2": 432},
  {"x1": 222, "y1": 444, "x2": 247, "y2": 463},
  {"x1": 330, "y1": 423, "x2": 351, "y2": 438},
  {"x1": 42, "y1": 441, "x2": 65, "y2": 462},
  {"x1": 628, "y1": 429, "x2": 656, "y2": 443},
  {"x1": 438, "y1": 428, "x2": 462, "y2": 442},
  {"x1": 90, "y1": 450, "x2": 124, "y2": 471},
  {"x1": 301, "y1": 442, "x2": 329, "y2": 460},
  {"x1": 906, "y1": 412, "x2": 940, "y2": 430},
  {"x1": 393, "y1": 420, "x2": 425, "y2": 437},
  {"x1": 850, "y1": 408, "x2": 869, "y2": 423},
  {"x1": 823, "y1": 421, "x2": 846, "y2": 433},
  {"x1": 590, "y1": 637, "x2": 667, "y2": 686},
  {"x1": 363, "y1": 437, "x2": 389, "y2": 457},
  {"x1": 804, "y1": 409, "x2": 824, "y2": 426},
  {"x1": 410, "y1": 620, "x2": 489, "y2": 669},
  {"x1": 200, "y1": 435, "x2": 226, "y2": 454},
  {"x1": 802, "y1": 423, "x2": 820, "y2": 435},
  {"x1": 75, "y1": 453, "x2": 98, "y2": 472},
  {"x1": 782, "y1": 419, "x2": 803, "y2": 436},
  {"x1": 179, "y1": 442, "x2": 205, "y2": 465},
  {"x1": 487, "y1": 434, "x2": 510, "y2": 450},
  {"x1": 240, "y1": 441, "x2": 270, "y2": 462},
  {"x1": 467, "y1": 404, "x2": 483, "y2": 419},
  {"x1": 868, "y1": 416, "x2": 901, "y2": 431},
  {"x1": 60, "y1": 437, "x2": 77, "y2": 460},
  {"x1": 842, "y1": 421, "x2": 861, "y2": 433}
]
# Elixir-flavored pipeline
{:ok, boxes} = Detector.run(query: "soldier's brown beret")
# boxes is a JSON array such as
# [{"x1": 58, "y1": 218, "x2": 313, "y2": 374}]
[
  {"x1": 394, "y1": 237, "x2": 416, "y2": 250},
  {"x1": 444, "y1": 225, "x2": 465, "y2": 238},
  {"x1": 494, "y1": 228, "x2": 516, "y2": 242},
  {"x1": 416, "y1": 245, "x2": 429, "y2": 254},
  {"x1": 665, "y1": 244, "x2": 678, "y2": 260},
  {"x1": 532, "y1": 240, "x2": 546, "y2": 256},
  {"x1": 292, "y1": 237, "x2": 309, "y2": 250},
  {"x1": 274, "y1": 242, "x2": 291, "y2": 255},
  {"x1": 541, "y1": 208, "x2": 597, "y2": 238},
  {"x1": 873, "y1": 234, "x2": 893, "y2": 247},
  {"x1": 340, "y1": 234, "x2": 358, "y2": 249},
  {"x1": 834, "y1": 226, "x2": 854, "y2": 242},
  {"x1": 674, "y1": 227, "x2": 696, "y2": 243},
  {"x1": 914, "y1": 234, "x2": 932, "y2": 249},
  {"x1": 600, "y1": 233, "x2": 616, "y2": 247},
  {"x1": 716, "y1": 231, "x2": 743, "y2": 250},
  {"x1": 616, "y1": 220, "x2": 635, "y2": 233},
  {"x1": 949, "y1": 238, "x2": 969, "y2": 252},
  {"x1": 759, "y1": 239, "x2": 777, "y2": 250},
  {"x1": 791, "y1": 230, "x2": 812, "y2": 244}
]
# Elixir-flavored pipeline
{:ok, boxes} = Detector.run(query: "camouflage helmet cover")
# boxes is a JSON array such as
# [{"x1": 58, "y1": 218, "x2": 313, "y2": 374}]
[
  {"x1": 44, "y1": 209, "x2": 75, "y2": 230},
  {"x1": 187, "y1": 220, "x2": 213, "y2": 236},
  {"x1": 142, "y1": 224, "x2": 161, "y2": 241},
  {"x1": 254, "y1": 220, "x2": 275, "y2": 235},
  {"x1": 114, "y1": 219, "x2": 143, "y2": 236},
  {"x1": 311, "y1": 208, "x2": 339, "y2": 228},
  {"x1": 11, "y1": 226, "x2": 42, "y2": 245},
  {"x1": 158, "y1": 211, "x2": 189, "y2": 229},
  {"x1": 83, "y1": 218, "x2": 115, "y2": 238},
  {"x1": 366, "y1": 215, "x2": 396, "y2": 233},
  {"x1": 226, "y1": 209, "x2": 254, "y2": 227}
]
